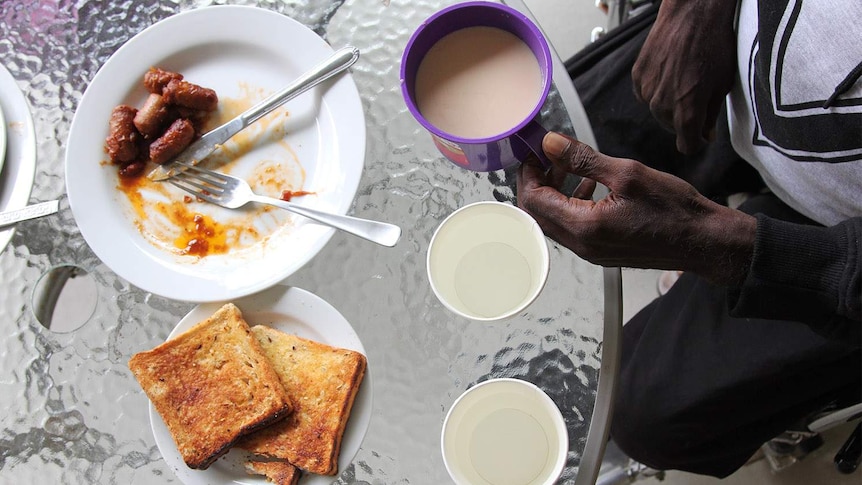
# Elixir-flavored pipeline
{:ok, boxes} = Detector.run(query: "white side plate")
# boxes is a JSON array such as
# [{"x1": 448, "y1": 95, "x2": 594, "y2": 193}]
[{"x1": 150, "y1": 285, "x2": 373, "y2": 485}]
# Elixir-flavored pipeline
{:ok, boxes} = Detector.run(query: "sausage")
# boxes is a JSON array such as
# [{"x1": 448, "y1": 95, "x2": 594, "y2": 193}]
[
  {"x1": 133, "y1": 93, "x2": 174, "y2": 139},
  {"x1": 163, "y1": 79, "x2": 218, "y2": 111},
  {"x1": 176, "y1": 106, "x2": 211, "y2": 136},
  {"x1": 118, "y1": 160, "x2": 146, "y2": 178},
  {"x1": 143, "y1": 67, "x2": 183, "y2": 94},
  {"x1": 149, "y1": 118, "x2": 195, "y2": 164},
  {"x1": 105, "y1": 105, "x2": 141, "y2": 163}
]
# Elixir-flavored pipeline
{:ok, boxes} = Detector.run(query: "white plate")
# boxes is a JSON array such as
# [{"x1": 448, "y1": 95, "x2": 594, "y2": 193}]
[
  {"x1": 0, "y1": 101, "x2": 6, "y2": 175},
  {"x1": 65, "y1": 6, "x2": 366, "y2": 302},
  {"x1": 150, "y1": 285, "x2": 373, "y2": 485},
  {"x1": 0, "y1": 64, "x2": 37, "y2": 254}
]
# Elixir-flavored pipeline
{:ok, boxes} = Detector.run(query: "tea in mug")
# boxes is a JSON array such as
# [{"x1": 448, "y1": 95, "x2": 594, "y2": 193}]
[{"x1": 414, "y1": 26, "x2": 544, "y2": 139}]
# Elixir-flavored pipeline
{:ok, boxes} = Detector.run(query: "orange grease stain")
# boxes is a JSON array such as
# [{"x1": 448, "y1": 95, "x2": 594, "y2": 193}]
[{"x1": 173, "y1": 212, "x2": 229, "y2": 257}]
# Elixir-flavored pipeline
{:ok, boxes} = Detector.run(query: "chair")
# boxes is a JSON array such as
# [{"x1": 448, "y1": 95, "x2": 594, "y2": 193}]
[{"x1": 765, "y1": 402, "x2": 862, "y2": 474}]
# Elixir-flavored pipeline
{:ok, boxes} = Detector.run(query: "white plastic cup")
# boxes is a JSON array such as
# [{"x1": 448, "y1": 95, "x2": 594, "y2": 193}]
[
  {"x1": 427, "y1": 201, "x2": 550, "y2": 321},
  {"x1": 442, "y1": 378, "x2": 569, "y2": 485}
]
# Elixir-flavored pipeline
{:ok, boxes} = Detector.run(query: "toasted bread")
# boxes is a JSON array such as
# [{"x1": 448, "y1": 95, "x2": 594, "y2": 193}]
[
  {"x1": 244, "y1": 460, "x2": 302, "y2": 485},
  {"x1": 238, "y1": 326, "x2": 367, "y2": 475},
  {"x1": 128, "y1": 303, "x2": 292, "y2": 470}
]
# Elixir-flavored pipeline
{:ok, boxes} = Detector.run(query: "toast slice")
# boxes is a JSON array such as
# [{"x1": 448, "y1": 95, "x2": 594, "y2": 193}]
[
  {"x1": 238, "y1": 326, "x2": 367, "y2": 475},
  {"x1": 244, "y1": 460, "x2": 302, "y2": 485},
  {"x1": 128, "y1": 303, "x2": 292, "y2": 469}
]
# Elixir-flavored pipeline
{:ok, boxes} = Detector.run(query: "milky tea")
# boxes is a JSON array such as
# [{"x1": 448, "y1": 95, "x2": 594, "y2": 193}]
[{"x1": 414, "y1": 26, "x2": 544, "y2": 139}]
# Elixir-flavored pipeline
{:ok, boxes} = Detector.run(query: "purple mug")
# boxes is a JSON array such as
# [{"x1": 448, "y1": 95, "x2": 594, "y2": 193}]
[{"x1": 400, "y1": 1, "x2": 553, "y2": 172}]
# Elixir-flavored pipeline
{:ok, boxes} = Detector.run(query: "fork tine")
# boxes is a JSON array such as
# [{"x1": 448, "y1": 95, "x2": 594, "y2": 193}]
[
  {"x1": 168, "y1": 178, "x2": 221, "y2": 204},
  {"x1": 176, "y1": 162, "x2": 231, "y2": 185},
  {"x1": 173, "y1": 167, "x2": 225, "y2": 188},
  {"x1": 171, "y1": 173, "x2": 224, "y2": 195}
]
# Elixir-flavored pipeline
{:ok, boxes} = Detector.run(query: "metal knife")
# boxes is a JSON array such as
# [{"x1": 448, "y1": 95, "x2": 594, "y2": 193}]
[
  {"x1": 0, "y1": 200, "x2": 60, "y2": 229},
  {"x1": 147, "y1": 45, "x2": 360, "y2": 181}
]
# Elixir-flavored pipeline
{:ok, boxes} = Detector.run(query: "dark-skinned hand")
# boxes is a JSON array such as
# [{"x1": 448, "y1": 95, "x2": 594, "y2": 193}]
[
  {"x1": 517, "y1": 132, "x2": 756, "y2": 285},
  {"x1": 632, "y1": 0, "x2": 738, "y2": 154}
]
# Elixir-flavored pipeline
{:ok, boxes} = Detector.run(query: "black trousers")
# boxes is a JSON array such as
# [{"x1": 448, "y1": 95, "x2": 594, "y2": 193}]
[
  {"x1": 611, "y1": 194, "x2": 861, "y2": 477},
  {"x1": 567, "y1": 7, "x2": 862, "y2": 478}
]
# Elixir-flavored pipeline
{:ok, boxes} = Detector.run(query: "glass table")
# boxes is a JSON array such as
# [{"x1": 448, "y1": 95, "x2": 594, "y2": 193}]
[{"x1": 0, "y1": 0, "x2": 621, "y2": 483}]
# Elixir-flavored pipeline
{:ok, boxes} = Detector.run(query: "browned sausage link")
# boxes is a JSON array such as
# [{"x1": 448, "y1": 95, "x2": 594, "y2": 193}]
[
  {"x1": 105, "y1": 105, "x2": 141, "y2": 163},
  {"x1": 133, "y1": 93, "x2": 173, "y2": 139},
  {"x1": 118, "y1": 160, "x2": 146, "y2": 178},
  {"x1": 176, "y1": 106, "x2": 211, "y2": 136},
  {"x1": 163, "y1": 79, "x2": 218, "y2": 111},
  {"x1": 143, "y1": 67, "x2": 183, "y2": 94},
  {"x1": 149, "y1": 118, "x2": 195, "y2": 164}
]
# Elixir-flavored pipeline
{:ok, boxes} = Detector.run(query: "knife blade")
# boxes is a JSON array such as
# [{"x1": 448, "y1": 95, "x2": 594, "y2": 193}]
[
  {"x1": 0, "y1": 200, "x2": 60, "y2": 229},
  {"x1": 148, "y1": 45, "x2": 360, "y2": 181}
]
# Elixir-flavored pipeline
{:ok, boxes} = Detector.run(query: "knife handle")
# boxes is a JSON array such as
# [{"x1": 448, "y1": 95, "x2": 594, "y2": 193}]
[
  {"x1": 241, "y1": 46, "x2": 360, "y2": 127},
  {"x1": 0, "y1": 200, "x2": 60, "y2": 229}
]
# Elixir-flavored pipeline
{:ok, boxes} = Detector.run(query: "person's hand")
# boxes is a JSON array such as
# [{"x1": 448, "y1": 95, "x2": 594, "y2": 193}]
[
  {"x1": 517, "y1": 133, "x2": 756, "y2": 285},
  {"x1": 632, "y1": 0, "x2": 738, "y2": 154}
]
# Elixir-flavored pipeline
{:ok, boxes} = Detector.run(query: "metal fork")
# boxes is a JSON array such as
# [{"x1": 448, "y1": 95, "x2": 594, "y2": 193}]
[{"x1": 168, "y1": 162, "x2": 401, "y2": 247}]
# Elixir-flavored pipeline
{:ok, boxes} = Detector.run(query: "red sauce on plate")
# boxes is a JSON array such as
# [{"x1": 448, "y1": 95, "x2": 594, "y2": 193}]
[
  {"x1": 174, "y1": 213, "x2": 229, "y2": 257},
  {"x1": 280, "y1": 190, "x2": 314, "y2": 201}
]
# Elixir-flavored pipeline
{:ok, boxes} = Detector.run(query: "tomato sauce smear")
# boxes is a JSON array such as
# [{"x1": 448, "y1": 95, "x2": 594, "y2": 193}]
[{"x1": 174, "y1": 212, "x2": 229, "y2": 257}]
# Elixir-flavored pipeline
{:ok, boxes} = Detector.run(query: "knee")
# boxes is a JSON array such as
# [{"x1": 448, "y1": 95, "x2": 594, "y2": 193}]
[
  {"x1": 610, "y1": 374, "x2": 699, "y2": 472},
  {"x1": 611, "y1": 381, "x2": 673, "y2": 469}
]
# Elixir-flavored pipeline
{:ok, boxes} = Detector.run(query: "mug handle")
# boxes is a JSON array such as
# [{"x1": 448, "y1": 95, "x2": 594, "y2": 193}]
[{"x1": 515, "y1": 119, "x2": 552, "y2": 169}]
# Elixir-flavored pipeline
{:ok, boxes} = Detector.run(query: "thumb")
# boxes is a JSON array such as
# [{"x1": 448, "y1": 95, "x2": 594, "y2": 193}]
[{"x1": 542, "y1": 132, "x2": 619, "y2": 187}]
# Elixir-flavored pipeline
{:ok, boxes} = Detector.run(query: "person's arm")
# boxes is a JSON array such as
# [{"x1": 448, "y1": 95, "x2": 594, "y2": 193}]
[
  {"x1": 633, "y1": 0, "x2": 739, "y2": 154},
  {"x1": 729, "y1": 215, "x2": 862, "y2": 327},
  {"x1": 517, "y1": 132, "x2": 861, "y2": 330},
  {"x1": 517, "y1": 132, "x2": 755, "y2": 284}
]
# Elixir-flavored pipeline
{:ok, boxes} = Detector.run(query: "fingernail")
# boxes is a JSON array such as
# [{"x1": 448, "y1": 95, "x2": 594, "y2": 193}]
[{"x1": 543, "y1": 132, "x2": 570, "y2": 157}]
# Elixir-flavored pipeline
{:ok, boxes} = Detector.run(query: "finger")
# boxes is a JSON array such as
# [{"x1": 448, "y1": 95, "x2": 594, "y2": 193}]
[
  {"x1": 702, "y1": 94, "x2": 724, "y2": 141},
  {"x1": 513, "y1": 184, "x2": 578, "y2": 241},
  {"x1": 675, "y1": 126, "x2": 706, "y2": 155},
  {"x1": 518, "y1": 176, "x2": 592, "y2": 237},
  {"x1": 517, "y1": 158, "x2": 549, "y2": 192},
  {"x1": 632, "y1": 84, "x2": 645, "y2": 104},
  {"x1": 532, "y1": 216, "x2": 577, "y2": 250},
  {"x1": 649, "y1": 97, "x2": 676, "y2": 134},
  {"x1": 544, "y1": 167, "x2": 570, "y2": 197},
  {"x1": 517, "y1": 161, "x2": 564, "y2": 223},
  {"x1": 516, "y1": 180, "x2": 574, "y2": 237},
  {"x1": 523, "y1": 205, "x2": 599, "y2": 262},
  {"x1": 632, "y1": 72, "x2": 646, "y2": 104},
  {"x1": 542, "y1": 132, "x2": 631, "y2": 191},
  {"x1": 673, "y1": 101, "x2": 709, "y2": 155},
  {"x1": 571, "y1": 177, "x2": 598, "y2": 200},
  {"x1": 631, "y1": 55, "x2": 652, "y2": 104},
  {"x1": 521, "y1": 200, "x2": 560, "y2": 235}
]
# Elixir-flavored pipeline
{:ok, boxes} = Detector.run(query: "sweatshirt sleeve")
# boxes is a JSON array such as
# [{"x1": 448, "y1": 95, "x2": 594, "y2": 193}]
[{"x1": 727, "y1": 214, "x2": 861, "y2": 333}]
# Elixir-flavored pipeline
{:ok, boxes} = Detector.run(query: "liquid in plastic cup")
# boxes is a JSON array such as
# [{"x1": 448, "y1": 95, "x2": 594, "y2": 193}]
[
  {"x1": 427, "y1": 201, "x2": 549, "y2": 321},
  {"x1": 442, "y1": 378, "x2": 568, "y2": 485}
]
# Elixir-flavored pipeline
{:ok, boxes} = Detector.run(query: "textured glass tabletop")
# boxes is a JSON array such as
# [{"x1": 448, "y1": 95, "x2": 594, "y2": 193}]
[{"x1": 0, "y1": 1, "x2": 617, "y2": 483}]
